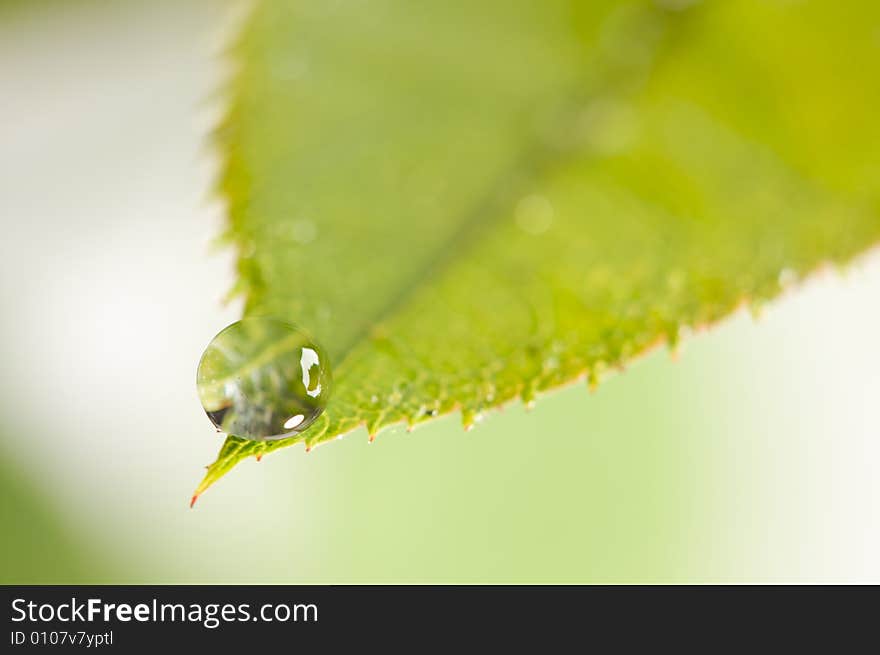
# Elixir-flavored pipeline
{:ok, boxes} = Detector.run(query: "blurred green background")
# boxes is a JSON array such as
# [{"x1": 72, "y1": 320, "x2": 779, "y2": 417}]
[{"x1": 1, "y1": 0, "x2": 878, "y2": 583}]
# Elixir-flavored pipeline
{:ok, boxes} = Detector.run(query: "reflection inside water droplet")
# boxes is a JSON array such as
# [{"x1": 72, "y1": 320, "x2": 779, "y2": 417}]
[{"x1": 196, "y1": 318, "x2": 332, "y2": 441}]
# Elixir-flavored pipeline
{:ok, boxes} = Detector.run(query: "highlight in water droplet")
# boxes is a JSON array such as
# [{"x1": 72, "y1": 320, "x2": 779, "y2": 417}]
[{"x1": 196, "y1": 318, "x2": 332, "y2": 441}]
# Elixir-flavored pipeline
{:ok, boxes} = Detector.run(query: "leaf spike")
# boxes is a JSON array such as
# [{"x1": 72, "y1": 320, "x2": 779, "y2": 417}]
[
  {"x1": 521, "y1": 384, "x2": 537, "y2": 411},
  {"x1": 587, "y1": 359, "x2": 609, "y2": 393},
  {"x1": 461, "y1": 407, "x2": 478, "y2": 431},
  {"x1": 190, "y1": 494, "x2": 199, "y2": 509},
  {"x1": 748, "y1": 297, "x2": 765, "y2": 320},
  {"x1": 666, "y1": 328, "x2": 681, "y2": 361}
]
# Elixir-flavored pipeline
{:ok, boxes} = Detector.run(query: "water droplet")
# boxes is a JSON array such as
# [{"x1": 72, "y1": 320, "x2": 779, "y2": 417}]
[
  {"x1": 197, "y1": 318, "x2": 332, "y2": 441},
  {"x1": 577, "y1": 98, "x2": 638, "y2": 155},
  {"x1": 290, "y1": 219, "x2": 318, "y2": 244},
  {"x1": 543, "y1": 355, "x2": 560, "y2": 372},
  {"x1": 515, "y1": 194, "x2": 555, "y2": 235},
  {"x1": 273, "y1": 55, "x2": 310, "y2": 81},
  {"x1": 666, "y1": 269, "x2": 686, "y2": 292}
]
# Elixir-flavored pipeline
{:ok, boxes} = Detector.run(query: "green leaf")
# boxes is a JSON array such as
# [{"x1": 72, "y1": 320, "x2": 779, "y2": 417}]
[{"x1": 193, "y1": 0, "x2": 880, "y2": 502}]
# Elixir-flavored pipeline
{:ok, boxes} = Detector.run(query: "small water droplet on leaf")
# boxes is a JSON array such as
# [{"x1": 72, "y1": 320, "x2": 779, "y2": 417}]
[
  {"x1": 196, "y1": 318, "x2": 332, "y2": 441},
  {"x1": 515, "y1": 194, "x2": 555, "y2": 235}
]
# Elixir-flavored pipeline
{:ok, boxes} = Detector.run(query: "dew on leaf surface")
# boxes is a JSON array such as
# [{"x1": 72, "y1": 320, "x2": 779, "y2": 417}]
[{"x1": 196, "y1": 318, "x2": 332, "y2": 441}]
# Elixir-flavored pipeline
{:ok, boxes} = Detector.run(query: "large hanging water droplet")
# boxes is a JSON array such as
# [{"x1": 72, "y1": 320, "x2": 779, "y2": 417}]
[{"x1": 196, "y1": 318, "x2": 332, "y2": 441}]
